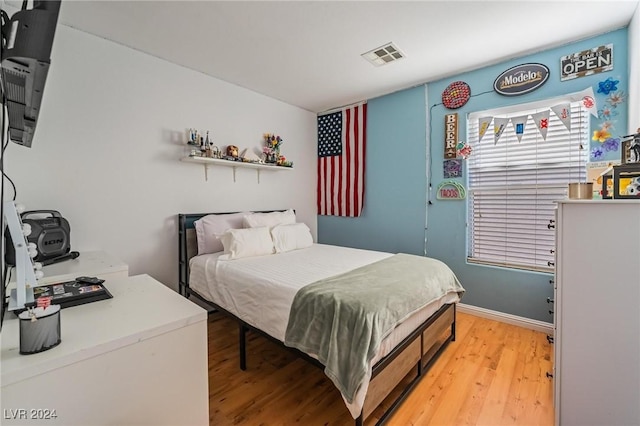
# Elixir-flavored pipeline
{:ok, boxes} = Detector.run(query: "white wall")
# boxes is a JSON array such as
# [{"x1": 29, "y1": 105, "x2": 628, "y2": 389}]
[
  {"x1": 629, "y1": 2, "x2": 640, "y2": 131},
  {"x1": 4, "y1": 25, "x2": 317, "y2": 290}
]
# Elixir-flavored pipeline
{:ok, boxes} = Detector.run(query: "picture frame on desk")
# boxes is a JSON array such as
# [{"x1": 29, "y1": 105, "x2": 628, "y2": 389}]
[
  {"x1": 622, "y1": 139, "x2": 633, "y2": 164},
  {"x1": 612, "y1": 164, "x2": 640, "y2": 199}
]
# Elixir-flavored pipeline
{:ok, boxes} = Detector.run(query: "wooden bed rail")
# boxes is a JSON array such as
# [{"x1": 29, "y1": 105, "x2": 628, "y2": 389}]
[{"x1": 184, "y1": 281, "x2": 456, "y2": 426}]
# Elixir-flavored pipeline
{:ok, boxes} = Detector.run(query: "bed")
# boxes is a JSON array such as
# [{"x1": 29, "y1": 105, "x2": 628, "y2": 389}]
[{"x1": 178, "y1": 210, "x2": 464, "y2": 425}]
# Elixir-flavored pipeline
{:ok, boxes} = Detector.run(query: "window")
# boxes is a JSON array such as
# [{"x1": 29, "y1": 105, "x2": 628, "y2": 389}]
[{"x1": 467, "y1": 101, "x2": 589, "y2": 272}]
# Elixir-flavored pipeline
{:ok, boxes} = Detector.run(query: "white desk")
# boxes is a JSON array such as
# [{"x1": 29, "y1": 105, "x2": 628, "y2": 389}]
[
  {"x1": 6, "y1": 250, "x2": 128, "y2": 313},
  {"x1": 1, "y1": 274, "x2": 209, "y2": 425},
  {"x1": 8, "y1": 250, "x2": 129, "y2": 289}
]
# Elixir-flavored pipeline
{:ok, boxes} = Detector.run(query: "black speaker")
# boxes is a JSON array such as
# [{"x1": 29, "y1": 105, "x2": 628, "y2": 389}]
[{"x1": 5, "y1": 210, "x2": 71, "y2": 266}]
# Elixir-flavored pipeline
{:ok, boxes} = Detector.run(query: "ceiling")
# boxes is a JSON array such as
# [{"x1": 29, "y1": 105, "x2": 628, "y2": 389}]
[{"x1": 14, "y1": 1, "x2": 640, "y2": 112}]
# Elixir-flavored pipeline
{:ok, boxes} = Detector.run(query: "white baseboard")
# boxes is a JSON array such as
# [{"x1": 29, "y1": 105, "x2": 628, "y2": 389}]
[{"x1": 457, "y1": 303, "x2": 554, "y2": 334}]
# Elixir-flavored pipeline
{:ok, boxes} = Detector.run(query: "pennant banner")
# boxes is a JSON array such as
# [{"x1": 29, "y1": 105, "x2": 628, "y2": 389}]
[
  {"x1": 478, "y1": 116, "x2": 492, "y2": 143},
  {"x1": 494, "y1": 117, "x2": 509, "y2": 144},
  {"x1": 551, "y1": 103, "x2": 571, "y2": 131},
  {"x1": 532, "y1": 110, "x2": 550, "y2": 140},
  {"x1": 510, "y1": 115, "x2": 529, "y2": 143},
  {"x1": 470, "y1": 87, "x2": 596, "y2": 146},
  {"x1": 568, "y1": 86, "x2": 598, "y2": 117}
]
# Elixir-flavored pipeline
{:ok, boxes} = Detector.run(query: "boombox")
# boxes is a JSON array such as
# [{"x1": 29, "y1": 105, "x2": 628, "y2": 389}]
[{"x1": 5, "y1": 210, "x2": 71, "y2": 266}]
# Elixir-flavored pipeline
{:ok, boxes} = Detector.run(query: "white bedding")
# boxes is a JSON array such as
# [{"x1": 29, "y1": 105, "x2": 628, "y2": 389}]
[
  {"x1": 189, "y1": 243, "x2": 460, "y2": 418},
  {"x1": 190, "y1": 244, "x2": 391, "y2": 341}
]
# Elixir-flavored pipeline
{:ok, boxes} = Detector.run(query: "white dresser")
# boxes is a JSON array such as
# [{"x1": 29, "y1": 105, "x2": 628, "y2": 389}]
[
  {"x1": 554, "y1": 200, "x2": 640, "y2": 426},
  {"x1": 1, "y1": 274, "x2": 209, "y2": 425}
]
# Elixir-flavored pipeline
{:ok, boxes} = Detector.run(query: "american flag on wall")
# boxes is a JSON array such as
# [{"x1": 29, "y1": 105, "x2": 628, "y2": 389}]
[{"x1": 317, "y1": 103, "x2": 367, "y2": 217}]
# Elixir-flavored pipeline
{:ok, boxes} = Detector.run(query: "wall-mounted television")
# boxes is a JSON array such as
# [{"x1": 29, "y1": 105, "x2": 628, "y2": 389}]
[{"x1": 1, "y1": 0, "x2": 61, "y2": 148}]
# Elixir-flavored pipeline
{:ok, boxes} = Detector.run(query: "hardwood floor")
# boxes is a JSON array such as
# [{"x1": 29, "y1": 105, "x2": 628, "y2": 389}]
[{"x1": 207, "y1": 311, "x2": 554, "y2": 425}]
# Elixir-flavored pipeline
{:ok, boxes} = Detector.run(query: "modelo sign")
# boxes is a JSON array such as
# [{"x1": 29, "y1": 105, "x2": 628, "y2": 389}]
[{"x1": 493, "y1": 63, "x2": 549, "y2": 96}]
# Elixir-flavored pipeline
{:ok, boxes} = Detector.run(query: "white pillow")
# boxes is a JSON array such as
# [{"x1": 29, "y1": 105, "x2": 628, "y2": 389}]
[
  {"x1": 271, "y1": 223, "x2": 313, "y2": 254},
  {"x1": 243, "y1": 209, "x2": 296, "y2": 229},
  {"x1": 217, "y1": 227, "x2": 274, "y2": 259},
  {"x1": 194, "y1": 212, "x2": 247, "y2": 255}
]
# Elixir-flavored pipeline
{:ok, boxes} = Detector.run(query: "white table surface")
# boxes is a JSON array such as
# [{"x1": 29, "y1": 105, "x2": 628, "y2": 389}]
[
  {"x1": 1, "y1": 274, "x2": 207, "y2": 387},
  {"x1": 7, "y1": 250, "x2": 129, "y2": 289}
]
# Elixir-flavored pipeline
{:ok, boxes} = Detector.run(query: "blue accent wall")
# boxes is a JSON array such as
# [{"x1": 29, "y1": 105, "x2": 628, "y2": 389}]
[
  {"x1": 318, "y1": 28, "x2": 628, "y2": 322},
  {"x1": 318, "y1": 86, "x2": 427, "y2": 255}
]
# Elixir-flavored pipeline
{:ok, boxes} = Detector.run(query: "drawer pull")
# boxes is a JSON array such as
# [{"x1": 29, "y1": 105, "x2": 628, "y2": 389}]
[
  {"x1": 546, "y1": 371, "x2": 553, "y2": 379},
  {"x1": 548, "y1": 223, "x2": 555, "y2": 229},
  {"x1": 547, "y1": 297, "x2": 554, "y2": 304},
  {"x1": 549, "y1": 279, "x2": 555, "y2": 285},
  {"x1": 547, "y1": 335, "x2": 554, "y2": 344},
  {"x1": 550, "y1": 249, "x2": 555, "y2": 254},
  {"x1": 549, "y1": 309, "x2": 554, "y2": 315},
  {"x1": 548, "y1": 261, "x2": 555, "y2": 267}
]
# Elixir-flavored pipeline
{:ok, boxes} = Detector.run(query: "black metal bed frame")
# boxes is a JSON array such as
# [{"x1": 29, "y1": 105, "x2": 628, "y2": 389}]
[{"x1": 178, "y1": 212, "x2": 456, "y2": 426}]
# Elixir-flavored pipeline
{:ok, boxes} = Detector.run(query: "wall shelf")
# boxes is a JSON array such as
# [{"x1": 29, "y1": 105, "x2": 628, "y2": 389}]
[{"x1": 180, "y1": 156, "x2": 292, "y2": 183}]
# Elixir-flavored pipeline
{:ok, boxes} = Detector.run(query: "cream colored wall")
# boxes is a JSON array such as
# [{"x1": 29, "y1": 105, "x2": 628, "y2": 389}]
[{"x1": 4, "y1": 25, "x2": 317, "y2": 289}]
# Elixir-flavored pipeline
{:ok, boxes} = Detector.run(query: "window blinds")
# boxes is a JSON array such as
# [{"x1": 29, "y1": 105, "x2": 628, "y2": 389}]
[{"x1": 466, "y1": 102, "x2": 589, "y2": 272}]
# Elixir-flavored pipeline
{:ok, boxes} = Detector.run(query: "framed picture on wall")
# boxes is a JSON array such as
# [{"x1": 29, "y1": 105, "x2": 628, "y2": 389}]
[{"x1": 443, "y1": 159, "x2": 462, "y2": 178}]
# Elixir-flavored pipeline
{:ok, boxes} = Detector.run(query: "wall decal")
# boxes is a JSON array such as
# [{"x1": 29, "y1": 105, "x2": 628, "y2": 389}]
[
  {"x1": 444, "y1": 113, "x2": 458, "y2": 159},
  {"x1": 596, "y1": 77, "x2": 619, "y2": 95},
  {"x1": 443, "y1": 159, "x2": 462, "y2": 178},
  {"x1": 493, "y1": 63, "x2": 549, "y2": 96},
  {"x1": 560, "y1": 44, "x2": 613, "y2": 81},
  {"x1": 590, "y1": 78, "x2": 626, "y2": 162},
  {"x1": 442, "y1": 81, "x2": 471, "y2": 109}
]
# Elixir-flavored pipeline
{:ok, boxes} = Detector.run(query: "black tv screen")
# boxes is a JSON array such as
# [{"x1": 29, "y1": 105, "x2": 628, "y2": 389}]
[{"x1": 1, "y1": 0, "x2": 61, "y2": 148}]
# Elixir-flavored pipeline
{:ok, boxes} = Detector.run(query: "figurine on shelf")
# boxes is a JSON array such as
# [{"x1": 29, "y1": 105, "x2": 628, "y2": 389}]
[
  {"x1": 202, "y1": 131, "x2": 210, "y2": 157},
  {"x1": 263, "y1": 133, "x2": 283, "y2": 164},
  {"x1": 226, "y1": 145, "x2": 239, "y2": 160},
  {"x1": 210, "y1": 145, "x2": 220, "y2": 159},
  {"x1": 622, "y1": 128, "x2": 640, "y2": 163},
  {"x1": 621, "y1": 127, "x2": 640, "y2": 164},
  {"x1": 277, "y1": 155, "x2": 293, "y2": 167},
  {"x1": 187, "y1": 128, "x2": 202, "y2": 147}
]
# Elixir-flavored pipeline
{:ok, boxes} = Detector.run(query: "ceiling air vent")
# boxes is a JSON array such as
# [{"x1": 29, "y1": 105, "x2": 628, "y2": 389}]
[{"x1": 361, "y1": 42, "x2": 405, "y2": 67}]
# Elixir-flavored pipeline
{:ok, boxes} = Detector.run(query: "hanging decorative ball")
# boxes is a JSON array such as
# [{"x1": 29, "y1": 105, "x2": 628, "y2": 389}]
[{"x1": 442, "y1": 81, "x2": 471, "y2": 109}]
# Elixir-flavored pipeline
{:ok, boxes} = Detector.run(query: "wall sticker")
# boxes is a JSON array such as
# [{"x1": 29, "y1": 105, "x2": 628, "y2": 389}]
[{"x1": 591, "y1": 76, "x2": 626, "y2": 162}]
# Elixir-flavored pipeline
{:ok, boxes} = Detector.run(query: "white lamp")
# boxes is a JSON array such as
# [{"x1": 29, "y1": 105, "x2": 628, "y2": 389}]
[
  {"x1": 4, "y1": 201, "x2": 62, "y2": 354},
  {"x1": 4, "y1": 201, "x2": 39, "y2": 310}
]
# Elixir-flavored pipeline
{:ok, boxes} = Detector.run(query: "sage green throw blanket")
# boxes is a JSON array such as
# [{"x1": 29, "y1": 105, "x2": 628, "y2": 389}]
[{"x1": 284, "y1": 253, "x2": 464, "y2": 404}]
